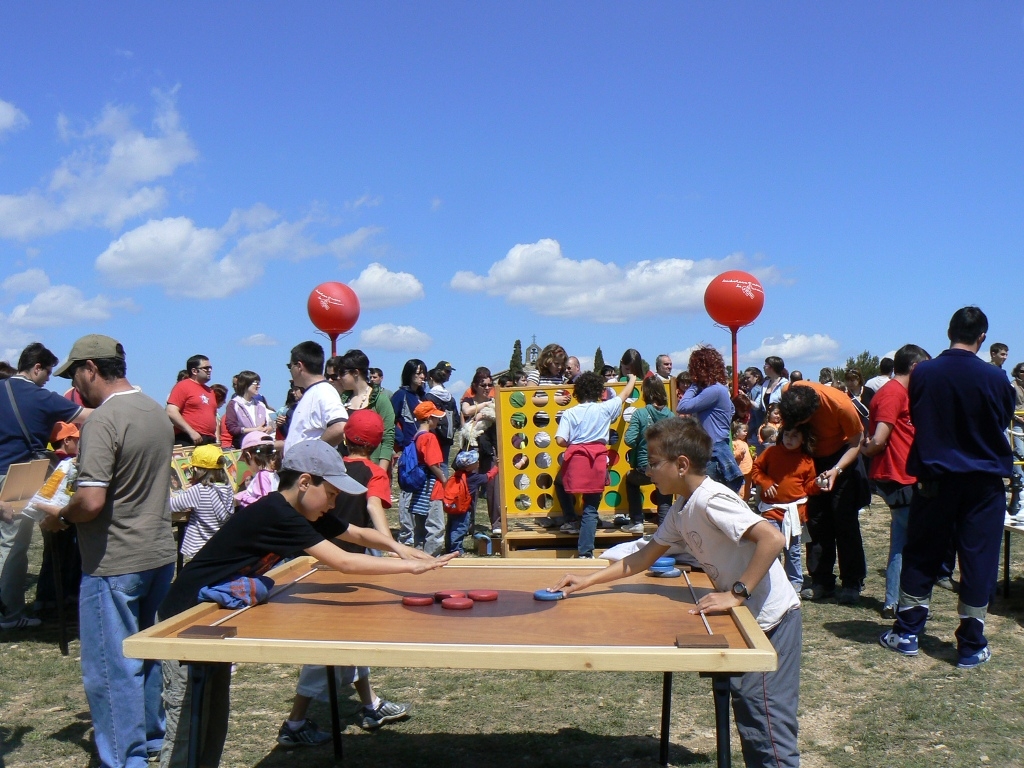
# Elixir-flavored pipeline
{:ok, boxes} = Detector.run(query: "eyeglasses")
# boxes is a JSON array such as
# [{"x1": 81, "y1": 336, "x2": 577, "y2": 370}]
[
  {"x1": 646, "y1": 457, "x2": 671, "y2": 473},
  {"x1": 325, "y1": 373, "x2": 339, "y2": 381},
  {"x1": 285, "y1": 362, "x2": 297, "y2": 370},
  {"x1": 197, "y1": 366, "x2": 213, "y2": 372}
]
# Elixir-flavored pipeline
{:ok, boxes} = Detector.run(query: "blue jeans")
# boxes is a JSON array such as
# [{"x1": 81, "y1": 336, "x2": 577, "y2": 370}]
[
  {"x1": 885, "y1": 506, "x2": 909, "y2": 608},
  {"x1": 765, "y1": 519, "x2": 802, "y2": 593},
  {"x1": 80, "y1": 563, "x2": 174, "y2": 768},
  {"x1": 446, "y1": 512, "x2": 472, "y2": 553}
]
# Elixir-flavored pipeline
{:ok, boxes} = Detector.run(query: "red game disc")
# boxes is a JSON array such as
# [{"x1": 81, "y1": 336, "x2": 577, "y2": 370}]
[
  {"x1": 402, "y1": 595, "x2": 434, "y2": 607},
  {"x1": 441, "y1": 597, "x2": 474, "y2": 610},
  {"x1": 434, "y1": 590, "x2": 467, "y2": 602},
  {"x1": 467, "y1": 590, "x2": 498, "y2": 602}
]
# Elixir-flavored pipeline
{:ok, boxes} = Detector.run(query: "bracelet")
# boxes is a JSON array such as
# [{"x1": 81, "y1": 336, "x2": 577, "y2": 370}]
[{"x1": 59, "y1": 514, "x2": 72, "y2": 526}]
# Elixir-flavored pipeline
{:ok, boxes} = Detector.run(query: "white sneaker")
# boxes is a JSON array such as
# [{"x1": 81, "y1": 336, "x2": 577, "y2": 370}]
[
  {"x1": 559, "y1": 522, "x2": 580, "y2": 533},
  {"x1": 620, "y1": 523, "x2": 645, "y2": 534}
]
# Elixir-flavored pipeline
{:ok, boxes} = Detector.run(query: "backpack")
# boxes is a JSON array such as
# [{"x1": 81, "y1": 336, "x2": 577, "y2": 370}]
[
  {"x1": 442, "y1": 472, "x2": 473, "y2": 515},
  {"x1": 397, "y1": 435, "x2": 428, "y2": 492}
]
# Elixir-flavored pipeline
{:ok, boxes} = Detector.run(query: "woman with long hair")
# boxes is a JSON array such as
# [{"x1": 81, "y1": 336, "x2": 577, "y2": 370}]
[
  {"x1": 761, "y1": 356, "x2": 789, "y2": 412},
  {"x1": 527, "y1": 344, "x2": 568, "y2": 385},
  {"x1": 391, "y1": 359, "x2": 429, "y2": 548},
  {"x1": 224, "y1": 370, "x2": 273, "y2": 449},
  {"x1": 677, "y1": 345, "x2": 744, "y2": 492},
  {"x1": 619, "y1": 348, "x2": 644, "y2": 379},
  {"x1": 461, "y1": 367, "x2": 500, "y2": 534}
]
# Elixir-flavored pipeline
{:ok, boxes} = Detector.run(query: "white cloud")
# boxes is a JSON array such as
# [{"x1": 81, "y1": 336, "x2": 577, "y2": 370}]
[
  {"x1": 0, "y1": 98, "x2": 29, "y2": 138},
  {"x1": 359, "y1": 323, "x2": 432, "y2": 352},
  {"x1": 348, "y1": 263, "x2": 424, "y2": 310},
  {"x1": 573, "y1": 355, "x2": 595, "y2": 372},
  {"x1": 451, "y1": 238, "x2": 780, "y2": 323},
  {"x1": 2, "y1": 268, "x2": 50, "y2": 294},
  {"x1": 4, "y1": 276, "x2": 134, "y2": 328},
  {"x1": 744, "y1": 333, "x2": 840, "y2": 363},
  {"x1": 95, "y1": 209, "x2": 379, "y2": 299},
  {"x1": 0, "y1": 88, "x2": 198, "y2": 240},
  {"x1": 431, "y1": 197, "x2": 443, "y2": 211},
  {"x1": 239, "y1": 333, "x2": 278, "y2": 347},
  {"x1": 346, "y1": 193, "x2": 382, "y2": 210}
]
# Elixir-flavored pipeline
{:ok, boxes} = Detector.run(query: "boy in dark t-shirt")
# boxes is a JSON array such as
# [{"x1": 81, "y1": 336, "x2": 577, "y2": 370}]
[{"x1": 158, "y1": 439, "x2": 456, "y2": 767}]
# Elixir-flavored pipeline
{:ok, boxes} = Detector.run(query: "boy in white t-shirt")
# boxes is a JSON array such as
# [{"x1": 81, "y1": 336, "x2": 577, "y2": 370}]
[{"x1": 551, "y1": 416, "x2": 801, "y2": 768}]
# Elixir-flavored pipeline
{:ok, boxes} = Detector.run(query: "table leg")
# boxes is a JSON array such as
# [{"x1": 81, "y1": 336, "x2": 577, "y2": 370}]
[
  {"x1": 659, "y1": 672, "x2": 672, "y2": 765},
  {"x1": 326, "y1": 665, "x2": 343, "y2": 761},
  {"x1": 710, "y1": 674, "x2": 732, "y2": 768},
  {"x1": 1004, "y1": 531, "x2": 1011, "y2": 599},
  {"x1": 187, "y1": 664, "x2": 208, "y2": 768},
  {"x1": 43, "y1": 530, "x2": 69, "y2": 656}
]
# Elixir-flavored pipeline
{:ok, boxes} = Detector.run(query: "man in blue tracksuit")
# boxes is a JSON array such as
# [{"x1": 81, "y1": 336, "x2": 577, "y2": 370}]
[{"x1": 880, "y1": 306, "x2": 1014, "y2": 668}]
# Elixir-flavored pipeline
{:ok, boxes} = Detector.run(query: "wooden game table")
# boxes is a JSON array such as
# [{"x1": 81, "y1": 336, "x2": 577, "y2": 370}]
[{"x1": 124, "y1": 557, "x2": 776, "y2": 767}]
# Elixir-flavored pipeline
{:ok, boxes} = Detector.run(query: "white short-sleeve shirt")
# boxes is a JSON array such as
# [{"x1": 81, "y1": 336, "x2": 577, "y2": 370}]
[
  {"x1": 284, "y1": 380, "x2": 349, "y2": 453},
  {"x1": 554, "y1": 398, "x2": 623, "y2": 445},
  {"x1": 652, "y1": 476, "x2": 799, "y2": 630}
]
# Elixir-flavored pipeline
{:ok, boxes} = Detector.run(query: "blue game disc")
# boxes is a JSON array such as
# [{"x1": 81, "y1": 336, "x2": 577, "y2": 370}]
[
  {"x1": 533, "y1": 588, "x2": 565, "y2": 601},
  {"x1": 650, "y1": 567, "x2": 682, "y2": 578},
  {"x1": 648, "y1": 565, "x2": 675, "y2": 573},
  {"x1": 653, "y1": 556, "x2": 676, "y2": 569}
]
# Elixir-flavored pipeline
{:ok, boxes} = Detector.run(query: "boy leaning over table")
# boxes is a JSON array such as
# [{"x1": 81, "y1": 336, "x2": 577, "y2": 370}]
[
  {"x1": 550, "y1": 416, "x2": 801, "y2": 768},
  {"x1": 156, "y1": 439, "x2": 458, "y2": 768}
]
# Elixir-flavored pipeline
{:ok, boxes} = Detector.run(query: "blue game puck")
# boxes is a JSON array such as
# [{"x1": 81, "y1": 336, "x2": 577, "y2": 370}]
[
  {"x1": 653, "y1": 557, "x2": 675, "y2": 569},
  {"x1": 533, "y1": 588, "x2": 565, "y2": 601},
  {"x1": 649, "y1": 567, "x2": 682, "y2": 578}
]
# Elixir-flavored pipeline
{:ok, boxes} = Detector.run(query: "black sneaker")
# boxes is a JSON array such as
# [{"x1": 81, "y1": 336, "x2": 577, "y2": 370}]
[
  {"x1": 277, "y1": 719, "x2": 332, "y2": 747},
  {"x1": 358, "y1": 700, "x2": 410, "y2": 730}
]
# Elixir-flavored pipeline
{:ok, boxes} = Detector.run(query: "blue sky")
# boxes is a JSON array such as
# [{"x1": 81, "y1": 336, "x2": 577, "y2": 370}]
[{"x1": 1, "y1": 3, "x2": 1022, "y2": 403}]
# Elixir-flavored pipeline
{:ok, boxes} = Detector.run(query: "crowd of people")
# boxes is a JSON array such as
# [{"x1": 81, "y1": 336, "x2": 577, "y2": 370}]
[{"x1": 0, "y1": 305, "x2": 1019, "y2": 767}]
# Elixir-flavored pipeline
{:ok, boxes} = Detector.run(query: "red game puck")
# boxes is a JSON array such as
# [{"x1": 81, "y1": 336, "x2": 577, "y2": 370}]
[
  {"x1": 467, "y1": 590, "x2": 498, "y2": 602},
  {"x1": 441, "y1": 597, "x2": 474, "y2": 610},
  {"x1": 401, "y1": 595, "x2": 434, "y2": 607},
  {"x1": 434, "y1": 590, "x2": 467, "y2": 602}
]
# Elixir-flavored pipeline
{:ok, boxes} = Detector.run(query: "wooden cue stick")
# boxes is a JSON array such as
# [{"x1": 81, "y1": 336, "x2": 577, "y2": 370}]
[
  {"x1": 682, "y1": 570, "x2": 714, "y2": 636},
  {"x1": 209, "y1": 565, "x2": 320, "y2": 628}
]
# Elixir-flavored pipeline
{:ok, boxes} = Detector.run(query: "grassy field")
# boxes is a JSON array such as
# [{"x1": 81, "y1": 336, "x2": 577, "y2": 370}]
[{"x1": 3, "y1": 497, "x2": 1024, "y2": 767}]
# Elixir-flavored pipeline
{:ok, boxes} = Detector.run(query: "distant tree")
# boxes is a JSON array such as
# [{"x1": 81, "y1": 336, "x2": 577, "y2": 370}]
[
  {"x1": 641, "y1": 357, "x2": 650, "y2": 376},
  {"x1": 593, "y1": 346, "x2": 605, "y2": 373},
  {"x1": 509, "y1": 339, "x2": 524, "y2": 376},
  {"x1": 843, "y1": 351, "x2": 881, "y2": 382}
]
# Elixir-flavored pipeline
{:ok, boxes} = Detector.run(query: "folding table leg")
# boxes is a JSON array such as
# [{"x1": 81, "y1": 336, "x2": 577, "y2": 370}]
[
  {"x1": 707, "y1": 673, "x2": 732, "y2": 768},
  {"x1": 1004, "y1": 531, "x2": 1011, "y2": 598},
  {"x1": 326, "y1": 665, "x2": 343, "y2": 761},
  {"x1": 659, "y1": 672, "x2": 672, "y2": 765},
  {"x1": 187, "y1": 664, "x2": 208, "y2": 768}
]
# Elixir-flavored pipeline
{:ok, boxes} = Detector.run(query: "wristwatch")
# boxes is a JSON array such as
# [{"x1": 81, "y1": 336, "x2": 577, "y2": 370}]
[
  {"x1": 59, "y1": 514, "x2": 72, "y2": 526},
  {"x1": 731, "y1": 581, "x2": 750, "y2": 599}
]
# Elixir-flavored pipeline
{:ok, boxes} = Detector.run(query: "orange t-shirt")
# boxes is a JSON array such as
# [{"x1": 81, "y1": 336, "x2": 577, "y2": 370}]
[
  {"x1": 788, "y1": 381, "x2": 863, "y2": 457},
  {"x1": 733, "y1": 439, "x2": 753, "y2": 474},
  {"x1": 415, "y1": 431, "x2": 446, "y2": 501},
  {"x1": 751, "y1": 444, "x2": 820, "y2": 522}
]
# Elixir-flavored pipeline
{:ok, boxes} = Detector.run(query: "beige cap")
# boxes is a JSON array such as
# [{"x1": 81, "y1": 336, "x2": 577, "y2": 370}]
[{"x1": 54, "y1": 334, "x2": 125, "y2": 378}]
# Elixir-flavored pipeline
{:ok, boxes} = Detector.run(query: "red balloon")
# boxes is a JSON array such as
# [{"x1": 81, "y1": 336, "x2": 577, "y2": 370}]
[
  {"x1": 703, "y1": 271, "x2": 764, "y2": 329},
  {"x1": 307, "y1": 282, "x2": 361, "y2": 336}
]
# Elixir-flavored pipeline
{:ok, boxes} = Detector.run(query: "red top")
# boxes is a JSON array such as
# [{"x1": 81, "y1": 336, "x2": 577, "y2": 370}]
[
  {"x1": 415, "y1": 431, "x2": 446, "y2": 501},
  {"x1": 867, "y1": 378, "x2": 916, "y2": 485},
  {"x1": 219, "y1": 414, "x2": 233, "y2": 448},
  {"x1": 346, "y1": 456, "x2": 392, "y2": 508},
  {"x1": 750, "y1": 444, "x2": 820, "y2": 522},
  {"x1": 167, "y1": 378, "x2": 218, "y2": 438}
]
